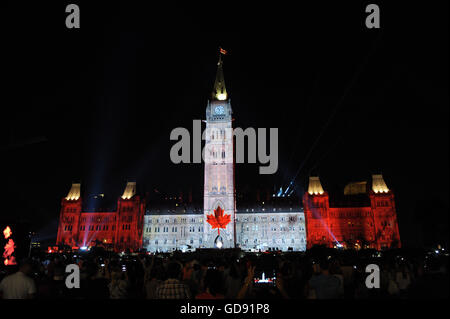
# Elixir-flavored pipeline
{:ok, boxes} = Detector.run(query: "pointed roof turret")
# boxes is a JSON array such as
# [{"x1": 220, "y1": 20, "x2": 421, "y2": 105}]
[
  {"x1": 307, "y1": 176, "x2": 325, "y2": 195},
  {"x1": 66, "y1": 183, "x2": 81, "y2": 201},
  {"x1": 122, "y1": 181, "x2": 136, "y2": 199},
  {"x1": 212, "y1": 48, "x2": 228, "y2": 101},
  {"x1": 372, "y1": 174, "x2": 389, "y2": 193}
]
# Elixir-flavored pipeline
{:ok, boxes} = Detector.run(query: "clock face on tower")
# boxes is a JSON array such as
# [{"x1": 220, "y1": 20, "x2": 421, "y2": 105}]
[{"x1": 214, "y1": 105, "x2": 225, "y2": 115}]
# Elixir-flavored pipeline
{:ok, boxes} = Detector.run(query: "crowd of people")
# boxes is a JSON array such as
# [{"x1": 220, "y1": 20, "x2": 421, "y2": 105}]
[{"x1": 0, "y1": 248, "x2": 448, "y2": 299}]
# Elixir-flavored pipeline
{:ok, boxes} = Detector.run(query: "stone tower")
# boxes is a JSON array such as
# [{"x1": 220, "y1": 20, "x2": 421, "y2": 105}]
[{"x1": 203, "y1": 52, "x2": 236, "y2": 248}]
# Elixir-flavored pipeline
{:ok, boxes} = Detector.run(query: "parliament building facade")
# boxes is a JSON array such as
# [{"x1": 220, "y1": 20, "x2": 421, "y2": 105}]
[{"x1": 56, "y1": 55, "x2": 400, "y2": 252}]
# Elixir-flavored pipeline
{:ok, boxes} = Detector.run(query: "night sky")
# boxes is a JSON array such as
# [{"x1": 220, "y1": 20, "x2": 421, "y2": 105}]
[{"x1": 1, "y1": 1, "x2": 448, "y2": 247}]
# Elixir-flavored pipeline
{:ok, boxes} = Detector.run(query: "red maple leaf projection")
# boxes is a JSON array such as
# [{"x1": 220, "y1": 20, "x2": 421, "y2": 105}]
[{"x1": 206, "y1": 206, "x2": 231, "y2": 235}]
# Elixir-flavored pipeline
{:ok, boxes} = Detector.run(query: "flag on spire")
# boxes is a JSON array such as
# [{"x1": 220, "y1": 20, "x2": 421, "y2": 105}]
[{"x1": 219, "y1": 47, "x2": 227, "y2": 55}]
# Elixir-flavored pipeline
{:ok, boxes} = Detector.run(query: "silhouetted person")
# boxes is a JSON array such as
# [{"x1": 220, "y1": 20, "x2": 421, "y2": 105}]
[
  {"x1": 307, "y1": 259, "x2": 341, "y2": 299},
  {"x1": 196, "y1": 269, "x2": 224, "y2": 299},
  {"x1": 156, "y1": 262, "x2": 191, "y2": 299},
  {"x1": 0, "y1": 259, "x2": 36, "y2": 299},
  {"x1": 82, "y1": 262, "x2": 110, "y2": 299}
]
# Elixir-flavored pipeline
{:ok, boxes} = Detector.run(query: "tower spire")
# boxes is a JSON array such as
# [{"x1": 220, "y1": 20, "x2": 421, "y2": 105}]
[{"x1": 212, "y1": 48, "x2": 227, "y2": 101}]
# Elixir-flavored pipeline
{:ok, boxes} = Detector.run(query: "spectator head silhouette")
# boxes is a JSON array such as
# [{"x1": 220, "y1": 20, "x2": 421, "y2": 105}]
[
  {"x1": 18, "y1": 258, "x2": 33, "y2": 275},
  {"x1": 319, "y1": 258, "x2": 330, "y2": 272},
  {"x1": 167, "y1": 262, "x2": 181, "y2": 279},
  {"x1": 203, "y1": 269, "x2": 223, "y2": 296}
]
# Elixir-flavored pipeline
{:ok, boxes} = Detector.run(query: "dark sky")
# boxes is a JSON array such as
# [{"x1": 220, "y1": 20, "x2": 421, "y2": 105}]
[{"x1": 1, "y1": 1, "x2": 448, "y2": 247}]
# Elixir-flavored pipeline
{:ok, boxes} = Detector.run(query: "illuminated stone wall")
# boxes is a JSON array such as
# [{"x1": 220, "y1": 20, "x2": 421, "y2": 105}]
[
  {"x1": 142, "y1": 210, "x2": 306, "y2": 252},
  {"x1": 143, "y1": 214, "x2": 204, "y2": 252},
  {"x1": 56, "y1": 189, "x2": 145, "y2": 252},
  {"x1": 236, "y1": 211, "x2": 306, "y2": 251},
  {"x1": 303, "y1": 175, "x2": 401, "y2": 250}
]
